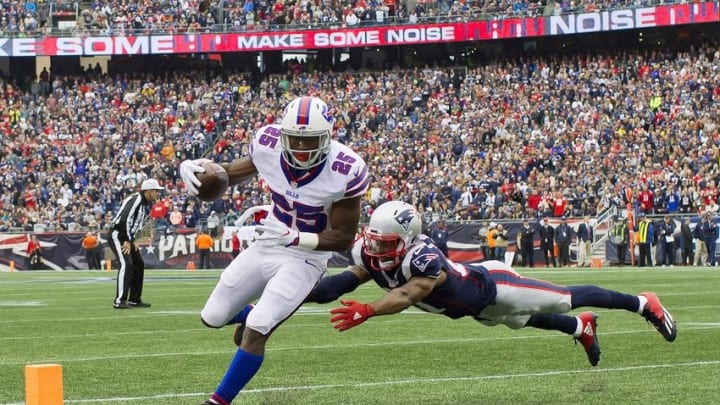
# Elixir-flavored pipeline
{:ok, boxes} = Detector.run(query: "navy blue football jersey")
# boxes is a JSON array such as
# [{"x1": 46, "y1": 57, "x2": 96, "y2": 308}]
[{"x1": 352, "y1": 235, "x2": 497, "y2": 319}]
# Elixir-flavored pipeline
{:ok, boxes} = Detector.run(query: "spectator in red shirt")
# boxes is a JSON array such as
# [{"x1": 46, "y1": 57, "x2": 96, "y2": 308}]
[
  {"x1": 500, "y1": 179, "x2": 514, "y2": 196},
  {"x1": 638, "y1": 184, "x2": 654, "y2": 215},
  {"x1": 701, "y1": 180, "x2": 718, "y2": 207},
  {"x1": 151, "y1": 199, "x2": 169, "y2": 230},
  {"x1": 27, "y1": 235, "x2": 42, "y2": 270},
  {"x1": 553, "y1": 192, "x2": 568, "y2": 218},
  {"x1": 24, "y1": 193, "x2": 37, "y2": 210},
  {"x1": 207, "y1": 116, "x2": 216, "y2": 131},
  {"x1": 231, "y1": 230, "x2": 241, "y2": 258},
  {"x1": 151, "y1": 200, "x2": 168, "y2": 220},
  {"x1": 24, "y1": 187, "x2": 37, "y2": 211},
  {"x1": 526, "y1": 188, "x2": 542, "y2": 213}
]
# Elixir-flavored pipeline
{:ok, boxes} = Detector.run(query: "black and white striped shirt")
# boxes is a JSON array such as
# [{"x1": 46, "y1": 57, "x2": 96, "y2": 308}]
[{"x1": 110, "y1": 192, "x2": 150, "y2": 243}]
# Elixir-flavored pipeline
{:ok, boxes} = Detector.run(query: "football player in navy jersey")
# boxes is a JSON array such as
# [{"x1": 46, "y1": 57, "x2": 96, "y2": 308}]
[{"x1": 306, "y1": 201, "x2": 677, "y2": 367}]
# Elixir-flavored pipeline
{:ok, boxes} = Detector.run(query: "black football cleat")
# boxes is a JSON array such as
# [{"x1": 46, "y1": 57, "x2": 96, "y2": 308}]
[
  {"x1": 128, "y1": 301, "x2": 151, "y2": 308},
  {"x1": 113, "y1": 301, "x2": 131, "y2": 309}
]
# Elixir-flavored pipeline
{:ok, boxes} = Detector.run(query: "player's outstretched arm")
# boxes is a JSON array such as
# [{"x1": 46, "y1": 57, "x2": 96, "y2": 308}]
[
  {"x1": 305, "y1": 266, "x2": 371, "y2": 304},
  {"x1": 329, "y1": 276, "x2": 437, "y2": 331},
  {"x1": 369, "y1": 276, "x2": 436, "y2": 316}
]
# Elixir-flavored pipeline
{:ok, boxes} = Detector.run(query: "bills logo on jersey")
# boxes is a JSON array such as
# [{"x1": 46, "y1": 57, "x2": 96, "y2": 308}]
[
  {"x1": 412, "y1": 253, "x2": 438, "y2": 273},
  {"x1": 394, "y1": 209, "x2": 415, "y2": 232}
]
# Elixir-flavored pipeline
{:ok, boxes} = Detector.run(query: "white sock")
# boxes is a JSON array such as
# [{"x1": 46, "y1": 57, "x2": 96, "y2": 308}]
[
  {"x1": 637, "y1": 295, "x2": 648, "y2": 314},
  {"x1": 573, "y1": 316, "x2": 583, "y2": 337}
]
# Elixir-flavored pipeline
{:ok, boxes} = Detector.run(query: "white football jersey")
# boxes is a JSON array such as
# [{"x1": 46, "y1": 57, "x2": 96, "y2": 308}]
[{"x1": 249, "y1": 124, "x2": 369, "y2": 260}]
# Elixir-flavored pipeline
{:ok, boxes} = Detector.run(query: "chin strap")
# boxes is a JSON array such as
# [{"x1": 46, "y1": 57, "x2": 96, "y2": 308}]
[{"x1": 372, "y1": 257, "x2": 400, "y2": 271}]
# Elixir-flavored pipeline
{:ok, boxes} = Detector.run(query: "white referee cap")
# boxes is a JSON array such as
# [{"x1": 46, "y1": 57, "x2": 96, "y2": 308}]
[{"x1": 141, "y1": 179, "x2": 164, "y2": 191}]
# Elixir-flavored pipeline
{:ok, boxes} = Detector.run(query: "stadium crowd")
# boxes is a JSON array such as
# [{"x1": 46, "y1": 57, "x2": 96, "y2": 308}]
[
  {"x1": 2, "y1": 0, "x2": 685, "y2": 37},
  {"x1": 1, "y1": 39, "x2": 719, "y2": 233}
]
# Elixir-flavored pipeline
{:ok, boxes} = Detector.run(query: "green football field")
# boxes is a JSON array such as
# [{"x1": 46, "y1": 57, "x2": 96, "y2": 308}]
[{"x1": 1, "y1": 267, "x2": 718, "y2": 405}]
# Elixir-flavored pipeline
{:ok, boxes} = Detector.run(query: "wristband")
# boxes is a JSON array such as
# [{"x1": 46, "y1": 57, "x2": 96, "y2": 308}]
[{"x1": 297, "y1": 232, "x2": 319, "y2": 250}]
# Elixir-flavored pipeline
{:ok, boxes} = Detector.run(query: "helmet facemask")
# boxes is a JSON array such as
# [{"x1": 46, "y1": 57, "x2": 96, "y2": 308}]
[
  {"x1": 279, "y1": 96, "x2": 334, "y2": 170},
  {"x1": 280, "y1": 129, "x2": 331, "y2": 170},
  {"x1": 362, "y1": 229, "x2": 407, "y2": 271},
  {"x1": 361, "y1": 200, "x2": 422, "y2": 271}
]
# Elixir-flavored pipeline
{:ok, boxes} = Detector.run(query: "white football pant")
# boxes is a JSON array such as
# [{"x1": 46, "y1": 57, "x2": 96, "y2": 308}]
[
  {"x1": 201, "y1": 242, "x2": 327, "y2": 335},
  {"x1": 476, "y1": 260, "x2": 573, "y2": 329}
]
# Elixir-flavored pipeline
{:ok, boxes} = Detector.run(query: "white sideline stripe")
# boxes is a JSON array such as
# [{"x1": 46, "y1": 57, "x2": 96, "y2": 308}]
[
  {"x1": 2, "y1": 324, "x2": 719, "y2": 366},
  {"x1": 0, "y1": 307, "x2": 469, "y2": 324},
  {"x1": 1, "y1": 312, "x2": 718, "y2": 343},
  {"x1": 0, "y1": 301, "x2": 44, "y2": 307},
  {"x1": 3, "y1": 303, "x2": 720, "y2": 326},
  {"x1": 0, "y1": 321, "x2": 713, "y2": 343},
  {"x1": 1, "y1": 360, "x2": 719, "y2": 405},
  {"x1": 2, "y1": 318, "x2": 717, "y2": 343}
]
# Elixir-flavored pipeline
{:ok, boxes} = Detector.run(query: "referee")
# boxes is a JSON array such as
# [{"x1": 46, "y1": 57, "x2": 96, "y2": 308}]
[{"x1": 109, "y1": 179, "x2": 164, "y2": 309}]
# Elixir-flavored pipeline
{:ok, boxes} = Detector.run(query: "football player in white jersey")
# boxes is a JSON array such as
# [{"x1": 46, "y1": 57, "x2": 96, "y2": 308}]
[
  {"x1": 305, "y1": 201, "x2": 677, "y2": 367},
  {"x1": 180, "y1": 96, "x2": 369, "y2": 405}
]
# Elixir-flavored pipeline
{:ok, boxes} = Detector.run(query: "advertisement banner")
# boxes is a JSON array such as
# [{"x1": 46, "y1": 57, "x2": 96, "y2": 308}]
[
  {"x1": 0, "y1": 229, "x2": 350, "y2": 271},
  {"x1": 0, "y1": 216, "x2": 711, "y2": 270},
  {"x1": 0, "y1": 3, "x2": 716, "y2": 56}
]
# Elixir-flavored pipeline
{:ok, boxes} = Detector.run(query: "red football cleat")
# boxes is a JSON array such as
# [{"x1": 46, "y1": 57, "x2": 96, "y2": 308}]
[
  {"x1": 575, "y1": 311, "x2": 601, "y2": 367},
  {"x1": 639, "y1": 292, "x2": 677, "y2": 342}
]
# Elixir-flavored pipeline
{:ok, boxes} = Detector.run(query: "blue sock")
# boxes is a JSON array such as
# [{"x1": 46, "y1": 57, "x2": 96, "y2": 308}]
[
  {"x1": 568, "y1": 285, "x2": 640, "y2": 311},
  {"x1": 214, "y1": 348, "x2": 264, "y2": 403},
  {"x1": 526, "y1": 313, "x2": 578, "y2": 335},
  {"x1": 227, "y1": 304, "x2": 253, "y2": 325}
]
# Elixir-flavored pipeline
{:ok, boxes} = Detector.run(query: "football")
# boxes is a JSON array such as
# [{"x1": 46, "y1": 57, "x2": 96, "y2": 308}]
[{"x1": 196, "y1": 162, "x2": 229, "y2": 202}]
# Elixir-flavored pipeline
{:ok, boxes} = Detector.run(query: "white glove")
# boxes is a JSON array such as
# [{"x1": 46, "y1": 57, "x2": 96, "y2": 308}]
[
  {"x1": 179, "y1": 158, "x2": 212, "y2": 196},
  {"x1": 254, "y1": 218, "x2": 300, "y2": 247}
]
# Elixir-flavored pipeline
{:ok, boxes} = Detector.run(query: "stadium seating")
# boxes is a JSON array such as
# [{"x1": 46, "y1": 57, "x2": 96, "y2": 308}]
[{"x1": 0, "y1": 5, "x2": 718, "y2": 232}]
